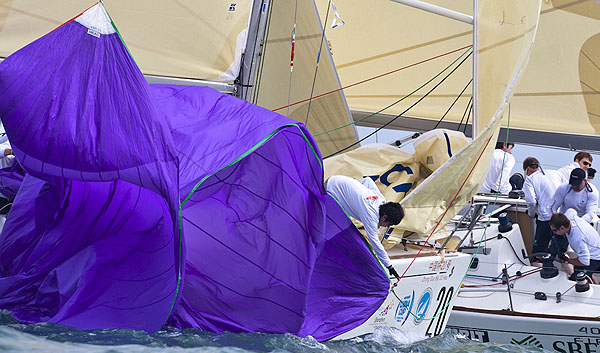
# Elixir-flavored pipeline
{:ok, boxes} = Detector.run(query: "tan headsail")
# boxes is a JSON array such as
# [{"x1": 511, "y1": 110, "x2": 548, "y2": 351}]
[
  {"x1": 317, "y1": 0, "x2": 600, "y2": 151},
  {"x1": 0, "y1": 1, "x2": 252, "y2": 82},
  {"x1": 323, "y1": 0, "x2": 541, "y2": 246},
  {"x1": 316, "y1": 0, "x2": 475, "y2": 132},
  {"x1": 251, "y1": 0, "x2": 358, "y2": 157},
  {"x1": 508, "y1": 1, "x2": 600, "y2": 141}
]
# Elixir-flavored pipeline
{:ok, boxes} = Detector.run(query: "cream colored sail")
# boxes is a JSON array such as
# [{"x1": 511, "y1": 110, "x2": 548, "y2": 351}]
[
  {"x1": 252, "y1": 0, "x2": 358, "y2": 158},
  {"x1": 323, "y1": 0, "x2": 541, "y2": 246},
  {"x1": 507, "y1": 0, "x2": 600, "y2": 145},
  {"x1": 316, "y1": 0, "x2": 475, "y2": 131},
  {"x1": 0, "y1": 1, "x2": 252, "y2": 81},
  {"x1": 318, "y1": 0, "x2": 599, "y2": 151}
]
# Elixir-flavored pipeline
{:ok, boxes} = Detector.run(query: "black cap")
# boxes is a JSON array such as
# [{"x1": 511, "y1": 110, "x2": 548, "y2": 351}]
[
  {"x1": 569, "y1": 168, "x2": 586, "y2": 185},
  {"x1": 588, "y1": 168, "x2": 596, "y2": 179}
]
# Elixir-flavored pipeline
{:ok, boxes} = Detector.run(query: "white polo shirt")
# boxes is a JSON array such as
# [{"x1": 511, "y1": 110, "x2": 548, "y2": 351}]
[
  {"x1": 523, "y1": 170, "x2": 559, "y2": 221},
  {"x1": 565, "y1": 209, "x2": 600, "y2": 266},
  {"x1": 326, "y1": 175, "x2": 391, "y2": 267},
  {"x1": 551, "y1": 183, "x2": 599, "y2": 224},
  {"x1": 481, "y1": 149, "x2": 515, "y2": 194}
]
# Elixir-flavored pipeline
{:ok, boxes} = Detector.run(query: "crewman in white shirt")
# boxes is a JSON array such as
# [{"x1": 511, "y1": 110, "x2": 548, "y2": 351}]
[
  {"x1": 0, "y1": 138, "x2": 14, "y2": 169},
  {"x1": 522, "y1": 157, "x2": 560, "y2": 264},
  {"x1": 480, "y1": 141, "x2": 515, "y2": 194},
  {"x1": 555, "y1": 152, "x2": 593, "y2": 185},
  {"x1": 550, "y1": 209, "x2": 600, "y2": 284},
  {"x1": 326, "y1": 175, "x2": 405, "y2": 279},
  {"x1": 551, "y1": 168, "x2": 599, "y2": 224}
]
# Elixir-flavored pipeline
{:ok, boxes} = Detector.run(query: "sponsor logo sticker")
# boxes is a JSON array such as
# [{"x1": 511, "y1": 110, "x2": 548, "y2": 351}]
[
  {"x1": 414, "y1": 288, "x2": 432, "y2": 325},
  {"x1": 395, "y1": 291, "x2": 414, "y2": 326},
  {"x1": 511, "y1": 335, "x2": 543, "y2": 348}
]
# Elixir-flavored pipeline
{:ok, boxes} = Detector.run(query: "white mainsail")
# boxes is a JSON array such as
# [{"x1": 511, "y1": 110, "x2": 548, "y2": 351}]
[{"x1": 508, "y1": 0, "x2": 600, "y2": 149}]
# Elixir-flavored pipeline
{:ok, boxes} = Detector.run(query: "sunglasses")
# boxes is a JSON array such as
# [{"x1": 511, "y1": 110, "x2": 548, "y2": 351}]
[{"x1": 583, "y1": 161, "x2": 592, "y2": 167}]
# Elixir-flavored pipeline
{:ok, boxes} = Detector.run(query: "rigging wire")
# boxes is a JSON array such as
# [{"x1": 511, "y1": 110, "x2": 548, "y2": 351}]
[
  {"x1": 324, "y1": 50, "x2": 473, "y2": 159},
  {"x1": 389, "y1": 135, "x2": 494, "y2": 322},
  {"x1": 457, "y1": 96, "x2": 473, "y2": 133},
  {"x1": 315, "y1": 47, "x2": 472, "y2": 137},
  {"x1": 389, "y1": 103, "x2": 514, "y2": 322},
  {"x1": 433, "y1": 79, "x2": 472, "y2": 130},
  {"x1": 272, "y1": 45, "x2": 472, "y2": 113},
  {"x1": 286, "y1": 0, "x2": 299, "y2": 117},
  {"x1": 305, "y1": 0, "x2": 332, "y2": 126},
  {"x1": 463, "y1": 98, "x2": 472, "y2": 134}
]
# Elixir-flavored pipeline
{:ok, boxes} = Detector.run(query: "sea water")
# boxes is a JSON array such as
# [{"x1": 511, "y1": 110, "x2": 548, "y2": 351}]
[{"x1": 0, "y1": 311, "x2": 545, "y2": 353}]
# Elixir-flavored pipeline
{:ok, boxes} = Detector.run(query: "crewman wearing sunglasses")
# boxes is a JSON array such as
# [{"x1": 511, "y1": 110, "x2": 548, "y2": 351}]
[{"x1": 556, "y1": 152, "x2": 593, "y2": 185}]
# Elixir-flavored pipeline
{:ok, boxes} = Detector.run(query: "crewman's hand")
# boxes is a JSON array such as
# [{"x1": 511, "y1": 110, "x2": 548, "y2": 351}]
[
  {"x1": 557, "y1": 253, "x2": 569, "y2": 263},
  {"x1": 387, "y1": 265, "x2": 400, "y2": 279}
]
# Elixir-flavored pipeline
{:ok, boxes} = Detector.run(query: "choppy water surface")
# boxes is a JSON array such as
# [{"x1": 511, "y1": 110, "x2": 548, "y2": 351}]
[{"x1": 0, "y1": 311, "x2": 545, "y2": 353}]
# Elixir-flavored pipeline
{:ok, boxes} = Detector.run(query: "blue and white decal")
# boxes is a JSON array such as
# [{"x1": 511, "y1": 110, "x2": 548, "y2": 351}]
[
  {"x1": 414, "y1": 288, "x2": 432, "y2": 325},
  {"x1": 395, "y1": 291, "x2": 415, "y2": 326}
]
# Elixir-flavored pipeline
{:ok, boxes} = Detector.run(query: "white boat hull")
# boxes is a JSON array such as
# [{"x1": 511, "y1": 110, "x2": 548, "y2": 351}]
[
  {"x1": 334, "y1": 251, "x2": 472, "y2": 340},
  {"x1": 447, "y1": 195, "x2": 600, "y2": 352},
  {"x1": 449, "y1": 307, "x2": 600, "y2": 352}
]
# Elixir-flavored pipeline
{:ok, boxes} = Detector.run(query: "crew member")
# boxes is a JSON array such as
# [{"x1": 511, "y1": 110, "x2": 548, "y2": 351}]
[
  {"x1": 480, "y1": 141, "x2": 515, "y2": 194},
  {"x1": 326, "y1": 175, "x2": 405, "y2": 279},
  {"x1": 522, "y1": 157, "x2": 560, "y2": 265},
  {"x1": 0, "y1": 138, "x2": 14, "y2": 169},
  {"x1": 555, "y1": 152, "x2": 593, "y2": 185},
  {"x1": 550, "y1": 209, "x2": 600, "y2": 284},
  {"x1": 551, "y1": 168, "x2": 599, "y2": 224}
]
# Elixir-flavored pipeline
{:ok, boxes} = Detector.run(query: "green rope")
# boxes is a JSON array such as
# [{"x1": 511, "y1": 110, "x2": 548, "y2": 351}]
[{"x1": 314, "y1": 47, "x2": 472, "y2": 137}]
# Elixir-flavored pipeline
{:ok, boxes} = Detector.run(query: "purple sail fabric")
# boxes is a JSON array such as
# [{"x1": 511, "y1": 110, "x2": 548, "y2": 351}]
[
  {"x1": 0, "y1": 175, "x2": 176, "y2": 330},
  {"x1": 0, "y1": 3, "x2": 389, "y2": 341},
  {"x1": 0, "y1": 5, "x2": 181, "y2": 333},
  {"x1": 0, "y1": 160, "x2": 25, "y2": 200},
  {"x1": 152, "y1": 85, "x2": 389, "y2": 340}
]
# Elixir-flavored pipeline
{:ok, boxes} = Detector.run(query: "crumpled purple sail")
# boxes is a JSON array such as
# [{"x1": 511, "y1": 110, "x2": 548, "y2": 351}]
[
  {"x1": 0, "y1": 4, "x2": 389, "y2": 341},
  {"x1": 0, "y1": 160, "x2": 25, "y2": 201}
]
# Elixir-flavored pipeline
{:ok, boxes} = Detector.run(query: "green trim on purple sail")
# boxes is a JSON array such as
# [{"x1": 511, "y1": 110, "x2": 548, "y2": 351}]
[
  {"x1": 103, "y1": 7, "x2": 137, "y2": 66},
  {"x1": 179, "y1": 121, "x2": 387, "y2": 281},
  {"x1": 181, "y1": 124, "x2": 315, "y2": 207}
]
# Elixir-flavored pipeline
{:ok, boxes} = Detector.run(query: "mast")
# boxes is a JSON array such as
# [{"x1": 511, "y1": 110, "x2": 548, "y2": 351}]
[
  {"x1": 238, "y1": 0, "x2": 270, "y2": 102},
  {"x1": 472, "y1": 0, "x2": 479, "y2": 138}
]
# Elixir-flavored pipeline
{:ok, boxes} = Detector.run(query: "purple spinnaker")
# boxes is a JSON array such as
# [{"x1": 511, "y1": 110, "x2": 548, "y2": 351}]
[
  {"x1": 0, "y1": 160, "x2": 25, "y2": 201},
  {"x1": 0, "y1": 4, "x2": 389, "y2": 341}
]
